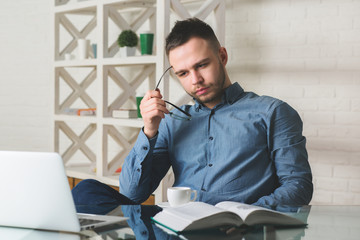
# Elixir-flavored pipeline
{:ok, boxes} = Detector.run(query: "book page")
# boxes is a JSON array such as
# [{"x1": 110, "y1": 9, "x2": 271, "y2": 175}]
[
  {"x1": 164, "y1": 202, "x2": 227, "y2": 221},
  {"x1": 215, "y1": 201, "x2": 305, "y2": 226},
  {"x1": 152, "y1": 202, "x2": 229, "y2": 232},
  {"x1": 153, "y1": 202, "x2": 245, "y2": 232},
  {"x1": 215, "y1": 201, "x2": 268, "y2": 220}
]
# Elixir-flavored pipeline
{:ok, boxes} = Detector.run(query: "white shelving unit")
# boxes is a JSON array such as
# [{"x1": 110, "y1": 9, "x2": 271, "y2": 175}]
[{"x1": 52, "y1": 0, "x2": 225, "y2": 203}]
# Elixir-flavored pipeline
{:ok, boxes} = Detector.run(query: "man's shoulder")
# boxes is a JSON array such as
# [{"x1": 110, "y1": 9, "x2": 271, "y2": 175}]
[
  {"x1": 240, "y1": 91, "x2": 284, "y2": 109},
  {"x1": 242, "y1": 92, "x2": 301, "y2": 120}
]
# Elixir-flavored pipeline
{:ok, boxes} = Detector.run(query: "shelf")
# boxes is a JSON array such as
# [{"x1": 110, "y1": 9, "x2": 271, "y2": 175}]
[
  {"x1": 54, "y1": 114, "x2": 98, "y2": 123},
  {"x1": 103, "y1": 117, "x2": 144, "y2": 128},
  {"x1": 54, "y1": 59, "x2": 98, "y2": 67},
  {"x1": 54, "y1": 56, "x2": 157, "y2": 67},
  {"x1": 55, "y1": 1, "x2": 97, "y2": 14},
  {"x1": 66, "y1": 165, "x2": 120, "y2": 186},
  {"x1": 54, "y1": 115, "x2": 144, "y2": 128},
  {"x1": 55, "y1": 0, "x2": 157, "y2": 14},
  {"x1": 102, "y1": 56, "x2": 157, "y2": 66},
  {"x1": 104, "y1": 0, "x2": 156, "y2": 8}
]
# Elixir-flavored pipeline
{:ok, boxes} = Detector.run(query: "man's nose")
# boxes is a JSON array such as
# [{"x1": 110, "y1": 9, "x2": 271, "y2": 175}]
[{"x1": 191, "y1": 70, "x2": 203, "y2": 85}]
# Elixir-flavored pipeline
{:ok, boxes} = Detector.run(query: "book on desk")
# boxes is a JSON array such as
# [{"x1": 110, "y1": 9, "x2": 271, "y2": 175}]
[{"x1": 151, "y1": 201, "x2": 306, "y2": 233}]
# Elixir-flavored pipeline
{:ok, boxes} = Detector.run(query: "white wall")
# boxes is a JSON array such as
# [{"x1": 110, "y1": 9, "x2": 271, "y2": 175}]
[
  {"x1": 0, "y1": 1, "x2": 52, "y2": 151},
  {"x1": 0, "y1": 0, "x2": 359, "y2": 204},
  {"x1": 226, "y1": 0, "x2": 360, "y2": 205}
]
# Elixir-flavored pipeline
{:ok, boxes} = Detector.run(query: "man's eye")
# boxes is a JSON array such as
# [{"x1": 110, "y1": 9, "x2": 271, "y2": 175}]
[
  {"x1": 198, "y1": 63, "x2": 208, "y2": 68},
  {"x1": 178, "y1": 72, "x2": 187, "y2": 77}
]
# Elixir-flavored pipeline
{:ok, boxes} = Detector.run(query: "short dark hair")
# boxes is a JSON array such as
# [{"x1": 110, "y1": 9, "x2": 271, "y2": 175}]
[{"x1": 165, "y1": 18, "x2": 221, "y2": 56}]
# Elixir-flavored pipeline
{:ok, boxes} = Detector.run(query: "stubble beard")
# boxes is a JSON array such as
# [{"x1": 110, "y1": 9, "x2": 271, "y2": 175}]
[{"x1": 188, "y1": 62, "x2": 226, "y2": 107}]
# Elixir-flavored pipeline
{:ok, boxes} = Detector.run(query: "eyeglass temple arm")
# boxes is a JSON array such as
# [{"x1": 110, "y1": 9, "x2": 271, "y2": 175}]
[
  {"x1": 155, "y1": 66, "x2": 173, "y2": 90},
  {"x1": 164, "y1": 100, "x2": 192, "y2": 117},
  {"x1": 154, "y1": 66, "x2": 192, "y2": 118}
]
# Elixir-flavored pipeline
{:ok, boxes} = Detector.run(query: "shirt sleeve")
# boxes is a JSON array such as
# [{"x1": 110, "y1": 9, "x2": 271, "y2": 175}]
[
  {"x1": 119, "y1": 127, "x2": 171, "y2": 204},
  {"x1": 253, "y1": 102, "x2": 313, "y2": 207}
]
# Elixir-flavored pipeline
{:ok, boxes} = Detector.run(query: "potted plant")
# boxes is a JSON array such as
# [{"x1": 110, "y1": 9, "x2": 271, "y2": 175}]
[{"x1": 117, "y1": 29, "x2": 138, "y2": 57}]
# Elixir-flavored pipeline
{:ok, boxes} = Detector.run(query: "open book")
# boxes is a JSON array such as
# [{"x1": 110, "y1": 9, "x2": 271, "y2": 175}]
[{"x1": 151, "y1": 201, "x2": 305, "y2": 233}]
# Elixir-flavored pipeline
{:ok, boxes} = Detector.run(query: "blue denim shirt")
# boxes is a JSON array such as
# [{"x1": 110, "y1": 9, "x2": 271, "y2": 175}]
[{"x1": 120, "y1": 83, "x2": 313, "y2": 206}]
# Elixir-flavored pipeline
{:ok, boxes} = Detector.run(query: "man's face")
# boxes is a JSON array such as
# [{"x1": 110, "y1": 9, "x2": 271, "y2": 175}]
[{"x1": 169, "y1": 37, "x2": 230, "y2": 109}]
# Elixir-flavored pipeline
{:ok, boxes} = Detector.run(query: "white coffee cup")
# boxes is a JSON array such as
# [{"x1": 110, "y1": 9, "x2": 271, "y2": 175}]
[
  {"x1": 64, "y1": 53, "x2": 72, "y2": 60},
  {"x1": 167, "y1": 187, "x2": 197, "y2": 207},
  {"x1": 77, "y1": 39, "x2": 89, "y2": 60}
]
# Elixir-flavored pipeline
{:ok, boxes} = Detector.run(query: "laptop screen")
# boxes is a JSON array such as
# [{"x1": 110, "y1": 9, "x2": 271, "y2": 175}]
[{"x1": 0, "y1": 151, "x2": 81, "y2": 232}]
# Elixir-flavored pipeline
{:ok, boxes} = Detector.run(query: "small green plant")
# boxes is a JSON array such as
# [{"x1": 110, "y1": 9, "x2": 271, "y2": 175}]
[{"x1": 117, "y1": 30, "x2": 138, "y2": 47}]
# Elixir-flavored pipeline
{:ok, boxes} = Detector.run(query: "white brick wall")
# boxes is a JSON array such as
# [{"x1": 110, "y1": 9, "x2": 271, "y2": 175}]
[
  {"x1": 226, "y1": 0, "x2": 360, "y2": 204},
  {"x1": 0, "y1": 0, "x2": 359, "y2": 204},
  {"x1": 0, "y1": 0, "x2": 52, "y2": 151}
]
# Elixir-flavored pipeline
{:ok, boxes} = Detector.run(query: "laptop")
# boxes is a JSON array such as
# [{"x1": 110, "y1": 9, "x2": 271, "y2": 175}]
[{"x1": 0, "y1": 150, "x2": 127, "y2": 232}]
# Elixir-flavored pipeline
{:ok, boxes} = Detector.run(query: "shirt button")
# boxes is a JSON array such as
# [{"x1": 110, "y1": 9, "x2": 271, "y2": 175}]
[
  {"x1": 208, "y1": 164, "x2": 213, "y2": 167},
  {"x1": 209, "y1": 136, "x2": 213, "y2": 140},
  {"x1": 143, "y1": 146, "x2": 148, "y2": 150},
  {"x1": 201, "y1": 188, "x2": 206, "y2": 192},
  {"x1": 137, "y1": 168, "x2": 140, "y2": 172}
]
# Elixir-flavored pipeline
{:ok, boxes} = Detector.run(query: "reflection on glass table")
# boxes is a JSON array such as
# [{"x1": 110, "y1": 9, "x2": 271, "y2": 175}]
[
  {"x1": 121, "y1": 204, "x2": 308, "y2": 240},
  {"x1": 0, "y1": 226, "x2": 80, "y2": 240},
  {"x1": 119, "y1": 204, "x2": 360, "y2": 240},
  {"x1": 2, "y1": 204, "x2": 359, "y2": 240}
]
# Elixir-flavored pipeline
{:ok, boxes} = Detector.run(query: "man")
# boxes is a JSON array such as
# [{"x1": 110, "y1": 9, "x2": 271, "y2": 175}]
[{"x1": 119, "y1": 18, "x2": 313, "y2": 207}]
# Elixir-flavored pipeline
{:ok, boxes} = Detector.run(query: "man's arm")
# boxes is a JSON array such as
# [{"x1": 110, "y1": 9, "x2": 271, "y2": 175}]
[
  {"x1": 119, "y1": 89, "x2": 171, "y2": 203},
  {"x1": 253, "y1": 102, "x2": 313, "y2": 207},
  {"x1": 119, "y1": 128, "x2": 171, "y2": 203}
]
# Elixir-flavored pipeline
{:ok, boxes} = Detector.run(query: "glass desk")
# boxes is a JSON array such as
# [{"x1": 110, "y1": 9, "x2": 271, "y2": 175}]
[{"x1": 1, "y1": 205, "x2": 359, "y2": 240}]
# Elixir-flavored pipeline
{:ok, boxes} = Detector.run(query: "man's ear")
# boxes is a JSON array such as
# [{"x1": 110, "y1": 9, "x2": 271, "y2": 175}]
[{"x1": 219, "y1": 47, "x2": 228, "y2": 65}]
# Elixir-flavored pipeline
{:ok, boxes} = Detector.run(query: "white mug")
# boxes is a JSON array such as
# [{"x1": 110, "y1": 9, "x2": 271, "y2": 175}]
[
  {"x1": 167, "y1": 187, "x2": 197, "y2": 207},
  {"x1": 64, "y1": 53, "x2": 72, "y2": 60},
  {"x1": 77, "y1": 39, "x2": 89, "y2": 60}
]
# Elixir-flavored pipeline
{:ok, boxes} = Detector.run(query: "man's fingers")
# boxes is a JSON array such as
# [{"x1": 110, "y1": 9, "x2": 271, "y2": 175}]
[
  {"x1": 143, "y1": 89, "x2": 163, "y2": 100},
  {"x1": 141, "y1": 94, "x2": 169, "y2": 115},
  {"x1": 141, "y1": 100, "x2": 169, "y2": 116},
  {"x1": 139, "y1": 89, "x2": 170, "y2": 139}
]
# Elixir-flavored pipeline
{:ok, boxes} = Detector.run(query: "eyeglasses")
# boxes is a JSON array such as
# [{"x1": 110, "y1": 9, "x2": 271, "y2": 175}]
[{"x1": 154, "y1": 66, "x2": 192, "y2": 121}]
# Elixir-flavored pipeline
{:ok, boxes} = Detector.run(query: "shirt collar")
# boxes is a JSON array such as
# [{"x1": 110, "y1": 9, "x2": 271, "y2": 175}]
[{"x1": 194, "y1": 82, "x2": 244, "y2": 111}]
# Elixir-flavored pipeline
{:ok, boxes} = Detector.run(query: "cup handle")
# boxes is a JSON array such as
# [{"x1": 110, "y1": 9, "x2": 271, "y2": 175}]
[{"x1": 190, "y1": 190, "x2": 197, "y2": 202}]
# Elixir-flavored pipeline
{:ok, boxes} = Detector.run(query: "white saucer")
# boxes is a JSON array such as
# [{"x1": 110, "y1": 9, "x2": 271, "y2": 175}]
[{"x1": 157, "y1": 202, "x2": 170, "y2": 208}]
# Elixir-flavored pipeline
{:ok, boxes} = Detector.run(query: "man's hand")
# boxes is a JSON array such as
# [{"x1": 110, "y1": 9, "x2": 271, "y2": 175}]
[{"x1": 140, "y1": 89, "x2": 169, "y2": 139}]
